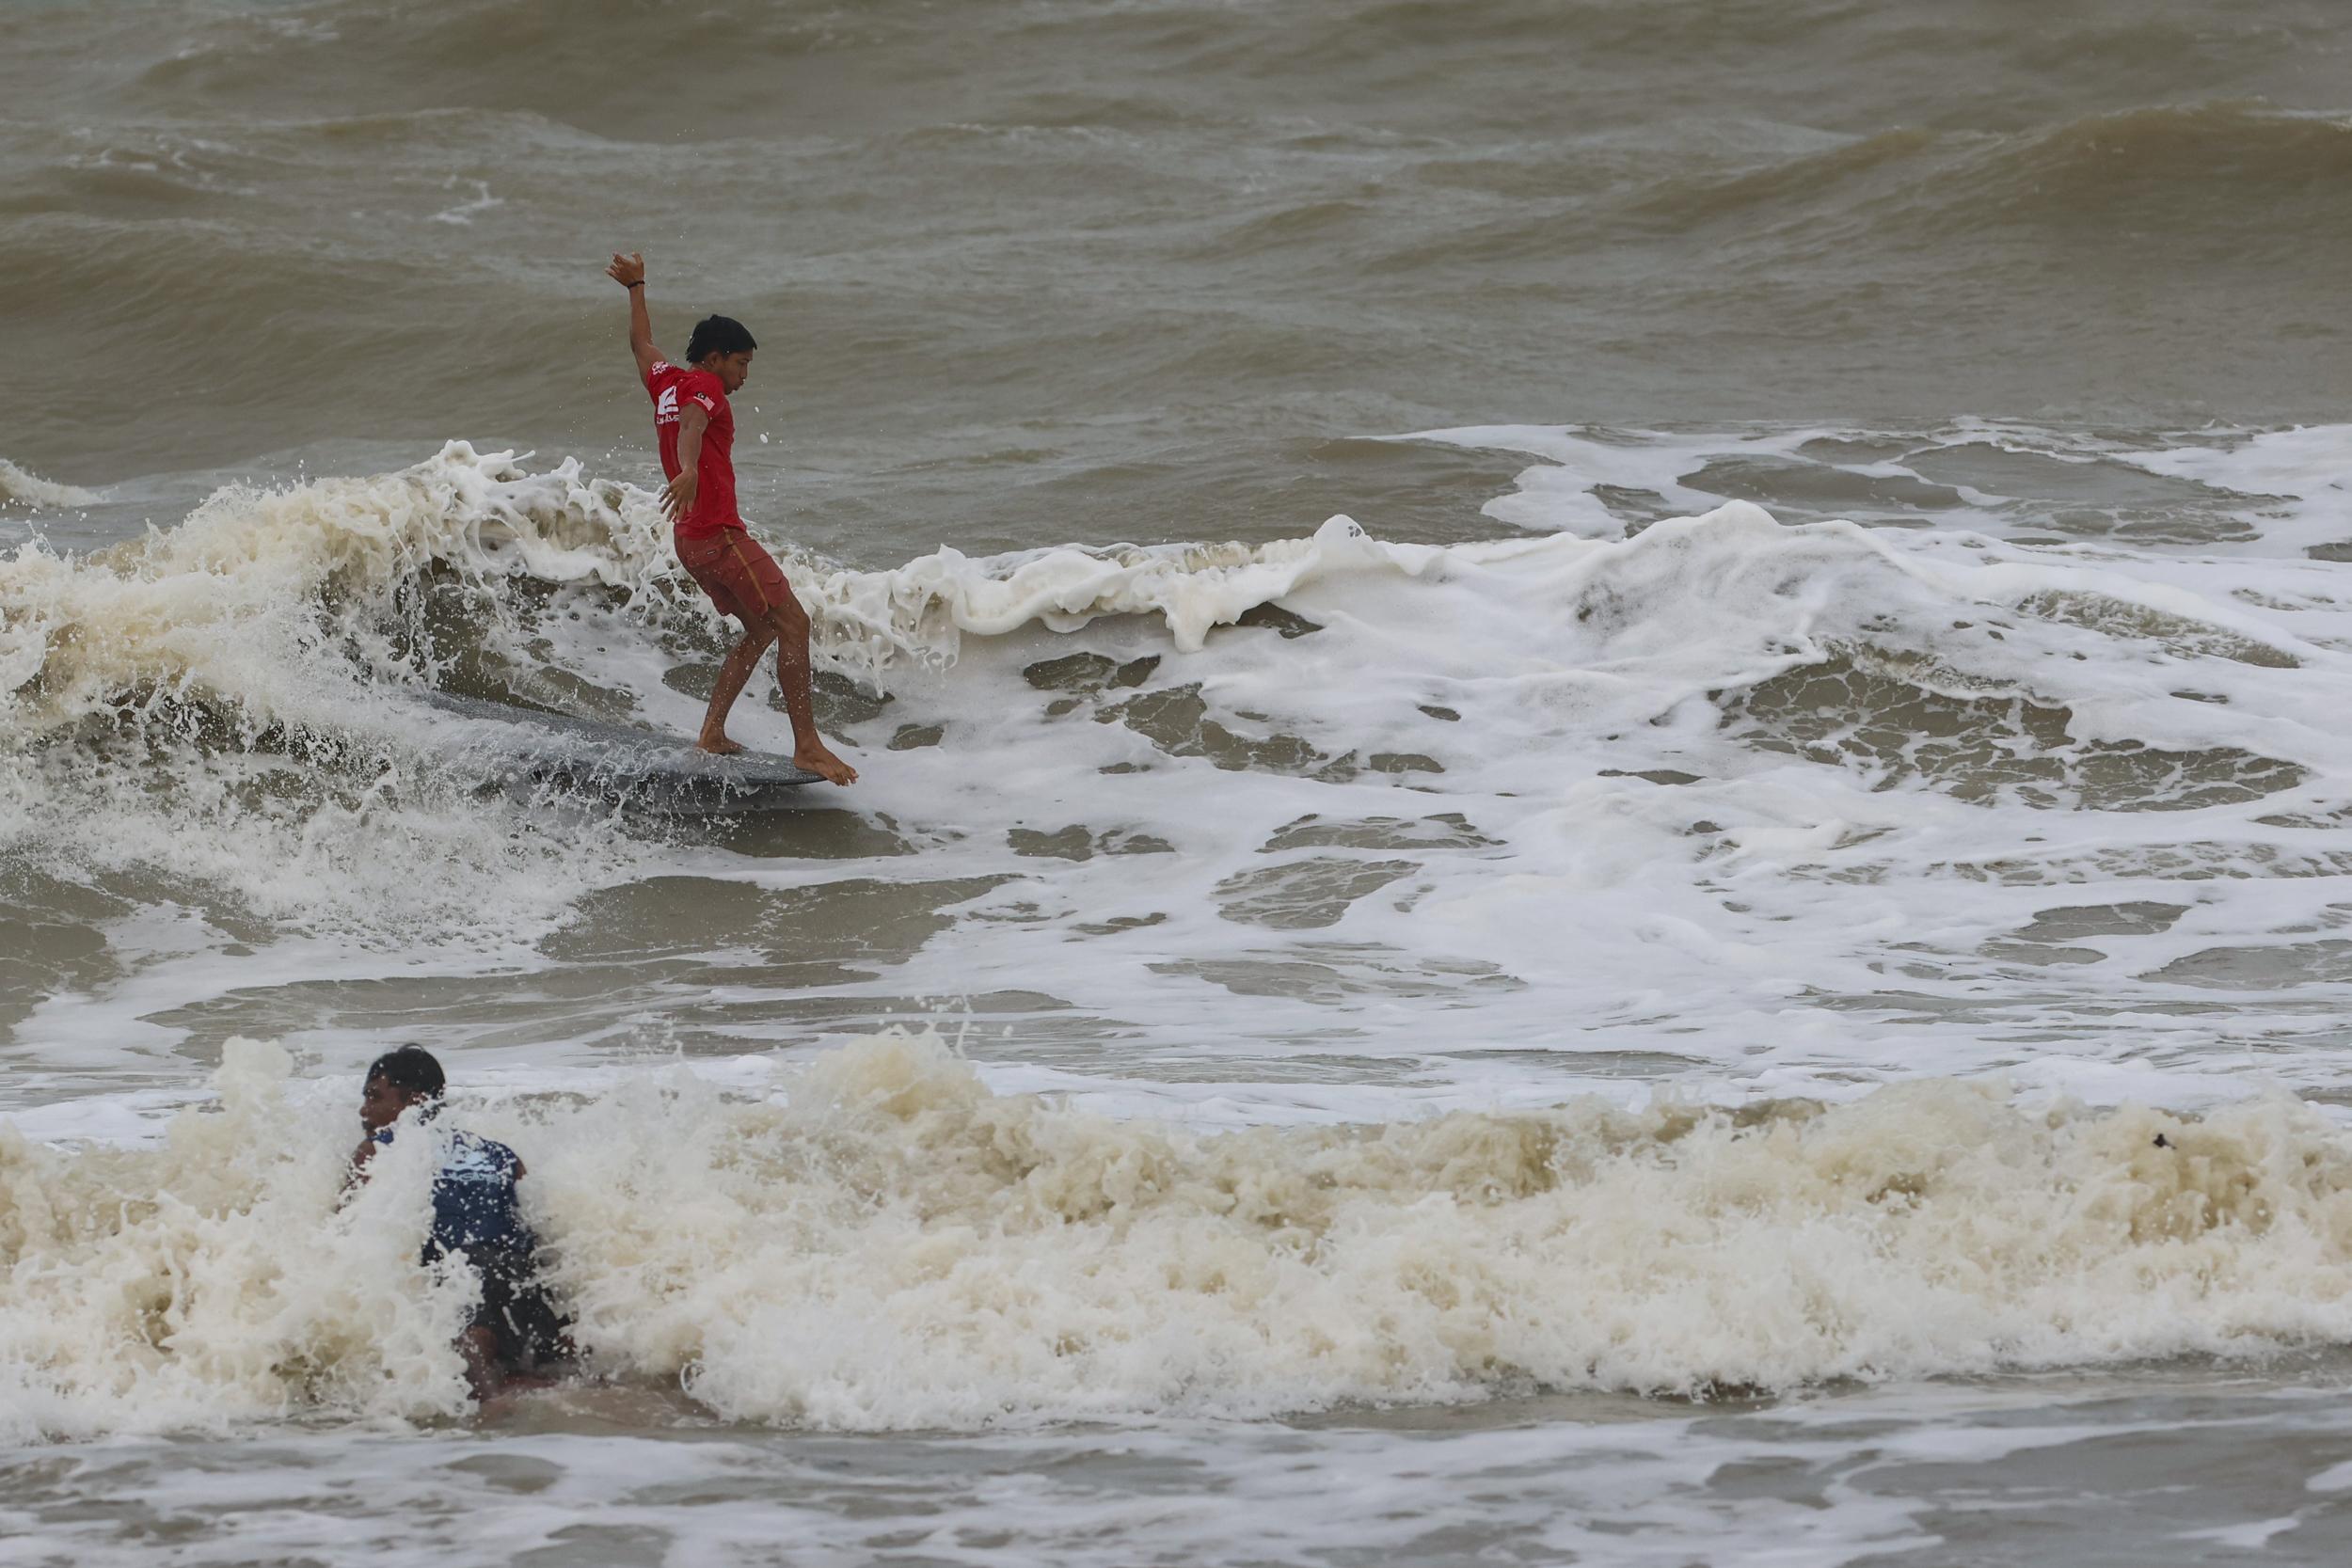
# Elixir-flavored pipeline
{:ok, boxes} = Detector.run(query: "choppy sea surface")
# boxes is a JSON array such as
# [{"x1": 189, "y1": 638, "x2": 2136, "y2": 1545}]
[{"x1": 8, "y1": 1, "x2": 2352, "y2": 1561}]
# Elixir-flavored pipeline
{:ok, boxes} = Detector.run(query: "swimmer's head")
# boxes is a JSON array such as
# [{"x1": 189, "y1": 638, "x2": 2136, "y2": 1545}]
[
  {"x1": 686, "y1": 314, "x2": 756, "y2": 392},
  {"x1": 360, "y1": 1044, "x2": 446, "y2": 1132}
]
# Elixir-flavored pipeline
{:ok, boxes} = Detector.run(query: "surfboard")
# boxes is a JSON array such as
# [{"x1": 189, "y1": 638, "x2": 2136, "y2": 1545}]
[{"x1": 415, "y1": 691, "x2": 826, "y2": 813}]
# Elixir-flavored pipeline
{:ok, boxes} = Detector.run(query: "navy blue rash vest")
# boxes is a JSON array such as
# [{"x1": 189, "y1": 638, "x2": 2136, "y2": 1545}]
[{"x1": 372, "y1": 1125, "x2": 535, "y2": 1260}]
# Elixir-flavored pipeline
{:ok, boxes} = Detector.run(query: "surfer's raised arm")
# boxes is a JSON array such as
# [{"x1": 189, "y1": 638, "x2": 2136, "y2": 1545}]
[{"x1": 606, "y1": 251, "x2": 666, "y2": 382}]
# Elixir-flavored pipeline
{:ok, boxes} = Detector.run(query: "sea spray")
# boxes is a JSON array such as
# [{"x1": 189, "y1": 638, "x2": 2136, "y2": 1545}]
[{"x1": 0, "y1": 1038, "x2": 476, "y2": 1441}]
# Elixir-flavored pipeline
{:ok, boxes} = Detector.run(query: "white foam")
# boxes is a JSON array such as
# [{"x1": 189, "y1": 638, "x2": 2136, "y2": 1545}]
[
  {"x1": 17, "y1": 429, "x2": 2352, "y2": 1568},
  {"x1": 2116, "y1": 424, "x2": 2352, "y2": 556},
  {"x1": 0, "y1": 444, "x2": 677, "y2": 942},
  {"x1": 771, "y1": 489, "x2": 2352, "y2": 1109},
  {"x1": 12, "y1": 1036, "x2": 2352, "y2": 1439},
  {"x1": 0, "y1": 1039, "x2": 482, "y2": 1440},
  {"x1": 14, "y1": 432, "x2": 2352, "y2": 1142}
]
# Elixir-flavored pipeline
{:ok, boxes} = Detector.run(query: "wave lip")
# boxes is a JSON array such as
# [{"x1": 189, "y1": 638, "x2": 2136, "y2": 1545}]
[
  {"x1": 1642, "y1": 101, "x2": 2352, "y2": 245},
  {"x1": 1937, "y1": 102, "x2": 2352, "y2": 246},
  {"x1": 0, "y1": 459, "x2": 98, "y2": 511}
]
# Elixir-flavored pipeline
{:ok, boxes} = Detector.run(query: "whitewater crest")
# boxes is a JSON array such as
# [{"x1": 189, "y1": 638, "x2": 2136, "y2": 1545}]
[
  {"x1": 8, "y1": 1035, "x2": 2352, "y2": 1439},
  {"x1": 0, "y1": 458, "x2": 99, "y2": 511},
  {"x1": 5, "y1": 437, "x2": 2316, "y2": 752},
  {"x1": 800, "y1": 517, "x2": 1416, "y2": 667},
  {"x1": 0, "y1": 446, "x2": 713, "y2": 932},
  {"x1": 0, "y1": 441, "x2": 1406, "y2": 733},
  {"x1": 0, "y1": 1039, "x2": 485, "y2": 1440},
  {"x1": 0, "y1": 441, "x2": 683, "y2": 736}
]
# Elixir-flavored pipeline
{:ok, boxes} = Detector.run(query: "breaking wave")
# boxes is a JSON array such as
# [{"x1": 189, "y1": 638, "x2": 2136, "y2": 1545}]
[
  {"x1": 1, "y1": 438, "x2": 2336, "y2": 943},
  {"x1": 8, "y1": 1035, "x2": 2352, "y2": 1439}
]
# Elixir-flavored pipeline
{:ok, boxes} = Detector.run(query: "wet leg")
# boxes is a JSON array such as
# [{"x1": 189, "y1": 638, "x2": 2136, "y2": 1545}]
[
  {"x1": 697, "y1": 621, "x2": 777, "y2": 755},
  {"x1": 766, "y1": 587, "x2": 857, "y2": 784}
]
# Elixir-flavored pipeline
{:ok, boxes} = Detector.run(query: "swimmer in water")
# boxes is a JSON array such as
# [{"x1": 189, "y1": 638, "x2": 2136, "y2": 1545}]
[
  {"x1": 604, "y1": 250, "x2": 857, "y2": 783},
  {"x1": 349, "y1": 1045, "x2": 573, "y2": 1401}
]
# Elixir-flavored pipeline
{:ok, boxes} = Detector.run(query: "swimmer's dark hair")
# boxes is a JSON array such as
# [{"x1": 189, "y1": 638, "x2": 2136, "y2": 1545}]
[
  {"x1": 686, "y1": 314, "x2": 756, "y2": 365},
  {"x1": 366, "y1": 1044, "x2": 446, "y2": 1104}
]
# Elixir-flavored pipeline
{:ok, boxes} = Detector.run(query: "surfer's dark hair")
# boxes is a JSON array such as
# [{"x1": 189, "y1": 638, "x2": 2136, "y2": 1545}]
[
  {"x1": 366, "y1": 1044, "x2": 446, "y2": 1104},
  {"x1": 687, "y1": 314, "x2": 757, "y2": 364}
]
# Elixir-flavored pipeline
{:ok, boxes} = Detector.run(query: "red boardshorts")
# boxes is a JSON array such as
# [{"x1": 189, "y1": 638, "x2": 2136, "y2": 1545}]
[{"x1": 675, "y1": 529, "x2": 788, "y2": 626}]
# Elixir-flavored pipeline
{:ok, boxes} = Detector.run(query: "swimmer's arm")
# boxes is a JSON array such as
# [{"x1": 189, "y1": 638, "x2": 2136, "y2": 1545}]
[
  {"x1": 607, "y1": 251, "x2": 665, "y2": 382},
  {"x1": 343, "y1": 1134, "x2": 378, "y2": 1196},
  {"x1": 662, "y1": 404, "x2": 707, "y2": 521}
]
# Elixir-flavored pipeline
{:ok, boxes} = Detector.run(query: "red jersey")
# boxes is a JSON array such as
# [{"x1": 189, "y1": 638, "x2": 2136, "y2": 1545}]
[{"x1": 644, "y1": 359, "x2": 742, "y2": 539}]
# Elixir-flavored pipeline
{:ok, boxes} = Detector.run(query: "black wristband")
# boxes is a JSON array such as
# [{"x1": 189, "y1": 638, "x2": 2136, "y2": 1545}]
[{"x1": 625, "y1": 280, "x2": 644, "y2": 290}]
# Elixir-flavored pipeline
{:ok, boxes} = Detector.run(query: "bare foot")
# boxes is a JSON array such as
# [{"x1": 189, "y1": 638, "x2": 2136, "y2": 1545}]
[
  {"x1": 795, "y1": 742, "x2": 859, "y2": 785},
  {"x1": 695, "y1": 733, "x2": 746, "y2": 756}
]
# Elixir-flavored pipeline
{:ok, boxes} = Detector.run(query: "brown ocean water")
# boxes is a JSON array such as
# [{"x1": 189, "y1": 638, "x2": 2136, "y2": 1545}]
[
  {"x1": 8, "y1": 2, "x2": 2352, "y2": 1562},
  {"x1": 6, "y1": 0, "x2": 2352, "y2": 551}
]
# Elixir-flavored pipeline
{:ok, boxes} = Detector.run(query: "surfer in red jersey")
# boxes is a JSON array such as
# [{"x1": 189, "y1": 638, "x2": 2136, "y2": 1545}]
[{"x1": 605, "y1": 252, "x2": 857, "y2": 784}]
